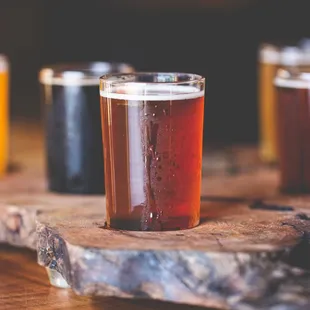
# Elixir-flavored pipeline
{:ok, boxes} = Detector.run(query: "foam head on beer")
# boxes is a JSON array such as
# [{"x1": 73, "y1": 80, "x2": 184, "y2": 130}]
[
  {"x1": 100, "y1": 84, "x2": 204, "y2": 101},
  {"x1": 39, "y1": 62, "x2": 135, "y2": 86}
]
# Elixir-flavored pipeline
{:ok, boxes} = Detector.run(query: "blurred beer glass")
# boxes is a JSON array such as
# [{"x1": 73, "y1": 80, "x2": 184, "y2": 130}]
[
  {"x1": 258, "y1": 43, "x2": 310, "y2": 164},
  {"x1": 258, "y1": 43, "x2": 281, "y2": 164},
  {"x1": 39, "y1": 62, "x2": 134, "y2": 194},
  {"x1": 0, "y1": 55, "x2": 9, "y2": 176},
  {"x1": 274, "y1": 67, "x2": 310, "y2": 193}
]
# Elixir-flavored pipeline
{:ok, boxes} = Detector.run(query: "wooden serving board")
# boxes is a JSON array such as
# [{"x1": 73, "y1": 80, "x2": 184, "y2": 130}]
[
  {"x1": 3, "y1": 121, "x2": 310, "y2": 310},
  {"x1": 0, "y1": 121, "x2": 268, "y2": 250},
  {"x1": 36, "y1": 189, "x2": 310, "y2": 310}
]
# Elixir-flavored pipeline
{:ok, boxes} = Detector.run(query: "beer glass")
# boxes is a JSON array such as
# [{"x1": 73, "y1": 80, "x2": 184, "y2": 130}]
[
  {"x1": 0, "y1": 54, "x2": 9, "y2": 176},
  {"x1": 100, "y1": 72, "x2": 205, "y2": 231},
  {"x1": 259, "y1": 43, "x2": 310, "y2": 165},
  {"x1": 258, "y1": 43, "x2": 281, "y2": 164},
  {"x1": 274, "y1": 67, "x2": 310, "y2": 193},
  {"x1": 39, "y1": 62, "x2": 134, "y2": 194}
]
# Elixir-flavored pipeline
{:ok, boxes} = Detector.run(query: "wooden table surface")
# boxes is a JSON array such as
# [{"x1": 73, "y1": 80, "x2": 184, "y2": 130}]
[{"x1": 0, "y1": 245, "x2": 215, "y2": 310}]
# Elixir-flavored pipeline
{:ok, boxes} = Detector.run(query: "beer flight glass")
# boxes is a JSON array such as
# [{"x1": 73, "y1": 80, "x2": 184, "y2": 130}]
[
  {"x1": 100, "y1": 72, "x2": 205, "y2": 231},
  {"x1": 40, "y1": 62, "x2": 134, "y2": 194},
  {"x1": 258, "y1": 43, "x2": 281, "y2": 164},
  {"x1": 259, "y1": 41, "x2": 310, "y2": 165},
  {"x1": 275, "y1": 67, "x2": 310, "y2": 193},
  {"x1": 0, "y1": 54, "x2": 9, "y2": 177}
]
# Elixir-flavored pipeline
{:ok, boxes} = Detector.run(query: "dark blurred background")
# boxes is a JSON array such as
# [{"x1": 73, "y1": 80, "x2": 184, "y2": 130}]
[{"x1": 1, "y1": 0, "x2": 310, "y2": 145}]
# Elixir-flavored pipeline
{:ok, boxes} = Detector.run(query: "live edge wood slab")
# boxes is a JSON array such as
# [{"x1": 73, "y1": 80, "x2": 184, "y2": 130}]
[{"x1": 3, "y1": 122, "x2": 310, "y2": 310}]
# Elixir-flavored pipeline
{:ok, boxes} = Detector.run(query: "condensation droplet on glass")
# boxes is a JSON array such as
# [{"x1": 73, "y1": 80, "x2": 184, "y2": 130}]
[
  {"x1": 155, "y1": 105, "x2": 158, "y2": 108},
  {"x1": 144, "y1": 113, "x2": 149, "y2": 116},
  {"x1": 152, "y1": 113, "x2": 156, "y2": 117}
]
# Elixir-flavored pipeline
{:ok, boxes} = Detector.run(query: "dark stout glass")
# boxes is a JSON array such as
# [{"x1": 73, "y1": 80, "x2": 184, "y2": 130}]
[
  {"x1": 275, "y1": 68, "x2": 310, "y2": 193},
  {"x1": 39, "y1": 62, "x2": 134, "y2": 194},
  {"x1": 100, "y1": 73, "x2": 205, "y2": 231}
]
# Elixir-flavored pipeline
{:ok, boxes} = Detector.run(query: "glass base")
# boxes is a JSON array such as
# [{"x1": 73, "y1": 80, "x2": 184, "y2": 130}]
[
  {"x1": 107, "y1": 216, "x2": 199, "y2": 231},
  {"x1": 46, "y1": 268, "x2": 70, "y2": 288}
]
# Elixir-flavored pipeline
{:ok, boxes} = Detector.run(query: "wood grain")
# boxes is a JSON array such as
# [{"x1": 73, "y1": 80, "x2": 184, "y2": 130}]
[{"x1": 36, "y1": 192, "x2": 310, "y2": 310}]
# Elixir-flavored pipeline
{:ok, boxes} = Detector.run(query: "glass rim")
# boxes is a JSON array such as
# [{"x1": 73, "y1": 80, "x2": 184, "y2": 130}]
[
  {"x1": 39, "y1": 61, "x2": 135, "y2": 86},
  {"x1": 100, "y1": 72, "x2": 205, "y2": 101},
  {"x1": 99, "y1": 72, "x2": 205, "y2": 85}
]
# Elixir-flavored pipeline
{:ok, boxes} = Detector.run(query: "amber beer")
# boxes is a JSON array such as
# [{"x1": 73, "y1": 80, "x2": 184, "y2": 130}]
[
  {"x1": 0, "y1": 55, "x2": 9, "y2": 176},
  {"x1": 274, "y1": 68, "x2": 310, "y2": 193},
  {"x1": 258, "y1": 43, "x2": 281, "y2": 163},
  {"x1": 100, "y1": 73, "x2": 205, "y2": 231}
]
